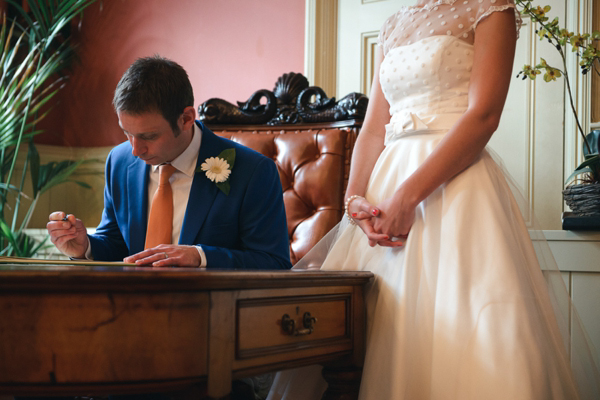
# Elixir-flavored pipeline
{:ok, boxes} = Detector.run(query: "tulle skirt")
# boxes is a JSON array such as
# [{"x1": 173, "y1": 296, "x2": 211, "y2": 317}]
[{"x1": 268, "y1": 130, "x2": 600, "y2": 400}]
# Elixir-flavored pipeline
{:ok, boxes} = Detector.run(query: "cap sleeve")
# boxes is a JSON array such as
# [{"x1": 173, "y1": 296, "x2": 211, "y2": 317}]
[
  {"x1": 473, "y1": 0, "x2": 522, "y2": 37},
  {"x1": 377, "y1": 15, "x2": 390, "y2": 48},
  {"x1": 377, "y1": 11, "x2": 400, "y2": 55},
  {"x1": 376, "y1": 20, "x2": 387, "y2": 48}
]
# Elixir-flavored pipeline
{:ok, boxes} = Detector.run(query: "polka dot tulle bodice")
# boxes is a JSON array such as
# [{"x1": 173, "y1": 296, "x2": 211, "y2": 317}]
[{"x1": 378, "y1": 0, "x2": 519, "y2": 140}]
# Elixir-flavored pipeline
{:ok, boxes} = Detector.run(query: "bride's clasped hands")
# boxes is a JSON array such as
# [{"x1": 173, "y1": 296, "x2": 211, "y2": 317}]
[{"x1": 348, "y1": 190, "x2": 415, "y2": 248}]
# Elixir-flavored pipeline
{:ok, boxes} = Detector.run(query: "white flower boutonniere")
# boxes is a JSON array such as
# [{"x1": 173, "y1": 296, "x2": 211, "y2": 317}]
[
  {"x1": 199, "y1": 148, "x2": 235, "y2": 195},
  {"x1": 202, "y1": 157, "x2": 231, "y2": 183}
]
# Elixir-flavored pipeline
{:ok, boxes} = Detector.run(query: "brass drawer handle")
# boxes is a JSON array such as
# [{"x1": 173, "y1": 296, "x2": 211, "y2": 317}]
[{"x1": 281, "y1": 312, "x2": 317, "y2": 336}]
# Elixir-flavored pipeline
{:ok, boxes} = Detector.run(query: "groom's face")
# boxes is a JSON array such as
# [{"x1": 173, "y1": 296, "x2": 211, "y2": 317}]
[{"x1": 118, "y1": 111, "x2": 190, "y2": 165}]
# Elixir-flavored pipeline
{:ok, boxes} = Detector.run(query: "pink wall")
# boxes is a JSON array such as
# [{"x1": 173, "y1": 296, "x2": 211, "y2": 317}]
[{"x1": 37, "y1": 0, "x2": 305, "y2": 147}]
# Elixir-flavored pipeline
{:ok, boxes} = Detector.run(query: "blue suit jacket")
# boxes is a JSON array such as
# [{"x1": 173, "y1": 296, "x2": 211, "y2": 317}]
[{"x1": 88, "y1": 121, "x2": 292, "y2": 270}]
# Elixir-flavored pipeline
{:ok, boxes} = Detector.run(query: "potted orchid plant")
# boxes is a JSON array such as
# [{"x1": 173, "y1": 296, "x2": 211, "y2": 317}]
[{"x1": 515, "y1": 0, "x2": 600, "y2": 218}]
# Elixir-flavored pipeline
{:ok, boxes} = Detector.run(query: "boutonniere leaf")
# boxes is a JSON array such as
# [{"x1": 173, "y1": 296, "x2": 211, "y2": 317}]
[{"x1": 198, "y1": 148, "x2": 236, "y2": 195}]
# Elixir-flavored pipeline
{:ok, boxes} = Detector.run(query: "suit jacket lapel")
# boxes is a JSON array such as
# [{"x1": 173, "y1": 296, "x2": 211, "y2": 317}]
[
  {"x1": 127, "y1": 159, "x2": 150, "y2": 254},
  {"x1": 179, "y1": 126, "x2": 220, "y2": 245}
]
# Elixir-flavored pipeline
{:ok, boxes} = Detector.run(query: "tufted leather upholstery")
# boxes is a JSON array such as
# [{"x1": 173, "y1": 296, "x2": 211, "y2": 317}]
[{"x1": 211, "y1": 122, "x2": 360, "y2": 265}]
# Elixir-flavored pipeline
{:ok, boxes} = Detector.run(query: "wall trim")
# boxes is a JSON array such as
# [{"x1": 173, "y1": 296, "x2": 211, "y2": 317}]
[
  {"x1": 304, "y1": 0, "x2": 338, "y2": 97},
  {"x1": 564, "y1": 0, "x2": 593, "y2": 186},
  {"x1": 360, "y1": 31, "x2": 379, "y2": 96},
  {"x1": 523, "y1": 16, "x2": 535, "y2": 226}
]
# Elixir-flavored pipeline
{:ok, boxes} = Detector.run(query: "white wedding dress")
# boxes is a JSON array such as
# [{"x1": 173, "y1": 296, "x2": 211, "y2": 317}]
[{"x1": 268, "y1": 1, "x2": 600, "y2": 399}]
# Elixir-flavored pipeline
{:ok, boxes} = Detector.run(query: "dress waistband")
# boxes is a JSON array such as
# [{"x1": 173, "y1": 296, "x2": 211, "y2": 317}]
[{"x1": 385, "y1": 112, "x2": 463, "y2": 144}]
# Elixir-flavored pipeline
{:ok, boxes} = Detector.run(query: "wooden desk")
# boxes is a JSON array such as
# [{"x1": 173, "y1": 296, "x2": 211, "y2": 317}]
[{"x1": 0, "y1": 265, "x2": 372, "y2": 399}]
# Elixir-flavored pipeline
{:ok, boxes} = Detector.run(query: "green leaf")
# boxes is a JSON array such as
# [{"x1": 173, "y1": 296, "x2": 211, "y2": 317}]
[
  {"x1": 16, "y1": 232, "x2": 33, "y2": 257},
  {"x1": 216, "y1": 181, "x2": 231, "y2": 196},
  {"x1": 576, "y1": 153, "x2": 600, "y2": 170},
  {"x1": 70, "y1": 180, "x2": 92, "y2": 189},
  {"x1": 565, "y1": 167, "x2": 593, "y2": 185},
  {"x1": 0, "y1": 218, "x2": 20, "y2": 257},
  {"x1": 35, "y1": 159, "x2": 91, "y2": 196},
  {"x1": 0, "y1": 182, "x2": 23, "y2": 195},
  {"x1": 217, "y1": 148, "x2": 236, "y2": 169},
  {"x1": 28, "y1": 141, "x2": 40, "y2": 198},
  {"x1": 565, "y1": 154, "x2": 600, "y2": 184},
  {"x1": 13, "y1": 230, "x2": 48, "y2": 258},
  {"x1": 29, "y1": 234, "x2": 50, "y2": 257}
]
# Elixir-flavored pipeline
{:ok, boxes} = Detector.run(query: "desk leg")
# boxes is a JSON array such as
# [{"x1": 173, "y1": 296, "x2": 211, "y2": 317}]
[
  {"x1": 320, "y1": 284, "x2": 366, "y2": 400},
  {"x1": 320, "y1": 366, "x2": 362, "y2": 400},
  {"x1": 207, "y1": 291, "x2": 236, "y2": 399}
]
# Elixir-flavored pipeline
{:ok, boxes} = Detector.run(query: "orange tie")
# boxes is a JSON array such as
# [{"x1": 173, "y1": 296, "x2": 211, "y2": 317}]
[{"x1": 145, "y1": 164, "x2": 176, "y2": 249}]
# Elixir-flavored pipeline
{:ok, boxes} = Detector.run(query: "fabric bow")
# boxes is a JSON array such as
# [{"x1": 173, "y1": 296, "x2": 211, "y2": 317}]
[{"x1": 385, "y1": 112, "x2": 433, "y2": 144}]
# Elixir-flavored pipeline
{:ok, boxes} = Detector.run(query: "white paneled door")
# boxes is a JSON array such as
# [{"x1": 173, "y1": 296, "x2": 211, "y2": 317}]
[{"x1": 337, "y1": 0, "x2": 413, "y2": 99}]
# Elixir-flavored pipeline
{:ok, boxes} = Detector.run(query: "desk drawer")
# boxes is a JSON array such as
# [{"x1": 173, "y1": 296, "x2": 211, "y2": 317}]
[{"x1": 236, "y1": 293, "x2": 351, "y2": 360}]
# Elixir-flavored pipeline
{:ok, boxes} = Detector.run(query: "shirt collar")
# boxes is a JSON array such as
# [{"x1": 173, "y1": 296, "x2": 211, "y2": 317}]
[{"x1": 152, "y1": 123, "x2": 202, "y2": 177}]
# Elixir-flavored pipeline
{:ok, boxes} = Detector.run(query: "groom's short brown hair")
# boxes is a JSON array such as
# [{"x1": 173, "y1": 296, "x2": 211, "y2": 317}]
[{"x1": 113, "y1": 55, "x2": 194, "y2": 134}]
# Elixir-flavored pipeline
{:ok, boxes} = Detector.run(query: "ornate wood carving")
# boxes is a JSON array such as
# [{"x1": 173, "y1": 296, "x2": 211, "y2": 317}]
[
  {"x1": 198, "y1": 89, "x2": 277, "y2": 125},
  {"x1": 198, "y1": 72, "x2": 368, "y2": 125}
]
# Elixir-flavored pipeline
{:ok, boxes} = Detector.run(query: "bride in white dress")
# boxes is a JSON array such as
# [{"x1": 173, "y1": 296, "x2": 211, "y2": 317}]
[{"x1": 268, "y1": 0, "x2": 600, "y2": 399}]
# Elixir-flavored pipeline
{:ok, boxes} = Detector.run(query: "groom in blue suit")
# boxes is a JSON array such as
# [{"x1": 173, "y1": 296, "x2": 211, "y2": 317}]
[{"x1": 47, "y1": 56, "x2": 291, "y2": 270}]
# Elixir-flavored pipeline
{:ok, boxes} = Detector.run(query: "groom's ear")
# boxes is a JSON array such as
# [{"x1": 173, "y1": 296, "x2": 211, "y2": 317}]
[{"x1": 180, "y1": 106, "x2": 196, "y2": 131}]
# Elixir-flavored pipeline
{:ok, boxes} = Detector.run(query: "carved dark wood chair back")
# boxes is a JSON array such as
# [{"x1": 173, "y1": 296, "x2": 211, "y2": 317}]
[{"x1": 198, "y1": 73, "x2": 368, "y2": 266}]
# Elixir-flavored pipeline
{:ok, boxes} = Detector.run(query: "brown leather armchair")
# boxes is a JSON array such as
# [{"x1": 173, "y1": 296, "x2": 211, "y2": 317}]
[{"x1": 199, "y1": 73, "x2": 368, "y2": 265}]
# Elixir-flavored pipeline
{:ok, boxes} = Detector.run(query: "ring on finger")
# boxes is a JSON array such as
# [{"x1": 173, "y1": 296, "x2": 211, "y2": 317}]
[{"x1": 163, "y1": 252, "x2": 169, "y2": 259}]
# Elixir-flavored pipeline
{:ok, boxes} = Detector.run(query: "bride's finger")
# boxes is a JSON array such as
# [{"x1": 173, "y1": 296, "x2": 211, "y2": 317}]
[
  {"x1": 356, "y1": 198, "x2": 379, "y2": 217},
  {"x1": 360, "y1": 220, "x2": 388, "y2": 243},
  {"x1": 353, "y1": 210, "x2": 373, "y2": 220},
  {"x1": 377, "y1": 239, "x2": 405, "y2": 248}
]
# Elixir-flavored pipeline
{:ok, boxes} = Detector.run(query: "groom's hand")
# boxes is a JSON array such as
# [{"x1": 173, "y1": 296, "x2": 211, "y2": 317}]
[
  {"x1": 47, "y1": 211, "x2": 89, "y2": 258},
  {"x1": 124, "y1": 244, "x2": 202, "y2": 268}
]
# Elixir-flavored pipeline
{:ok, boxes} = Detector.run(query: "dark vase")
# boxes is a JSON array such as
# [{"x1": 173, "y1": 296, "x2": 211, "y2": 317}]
[
  {"x1": 563, "y1": 183, "x2": 600, "y2": 216},
  {"x1": 562, "y1": 131, "x2": 600, "y2": 229}
]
